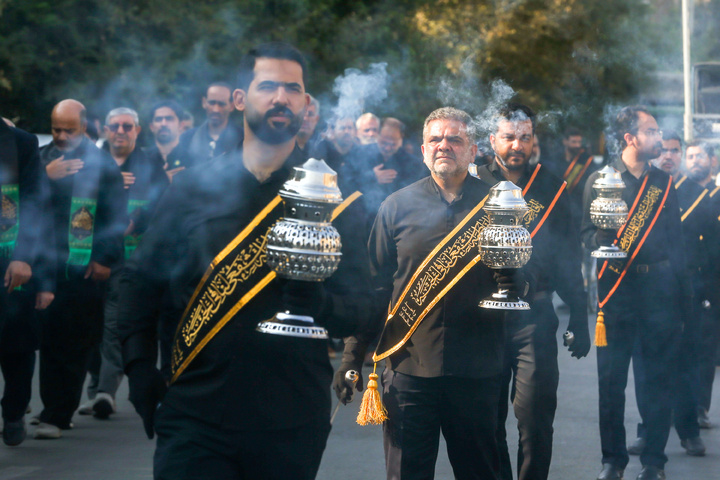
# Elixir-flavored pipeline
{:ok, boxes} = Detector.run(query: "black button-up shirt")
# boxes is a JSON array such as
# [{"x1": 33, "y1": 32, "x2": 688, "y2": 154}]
[{"x1": 369, "y1": 174, "x2": 504, "y2": 379}]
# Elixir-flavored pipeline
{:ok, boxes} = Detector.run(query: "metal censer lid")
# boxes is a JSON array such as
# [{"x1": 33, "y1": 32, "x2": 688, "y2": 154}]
[
  {"x1": 281, "y1": 158, "x2": 343, "y2": 204},
  {"x1": 592, "y1": 165, "x2": 625, "y2": 190},
  {"x1": 485, "y1": 181, "x2": 529, "y2": 212}
]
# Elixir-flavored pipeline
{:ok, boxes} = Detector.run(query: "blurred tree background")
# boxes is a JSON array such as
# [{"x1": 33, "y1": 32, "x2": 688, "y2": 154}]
[{"x1": 0, "y1": 0, "x2": 718, "y2": 142}]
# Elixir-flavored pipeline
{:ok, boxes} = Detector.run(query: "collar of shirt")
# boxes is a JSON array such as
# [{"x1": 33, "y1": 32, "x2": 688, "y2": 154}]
[{"x1": 486, "y1": 158, "x2": 532, "y2": 186}]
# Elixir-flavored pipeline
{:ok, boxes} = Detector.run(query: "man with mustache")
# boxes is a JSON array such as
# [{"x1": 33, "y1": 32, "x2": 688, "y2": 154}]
[
  {"x1": 117, "y1": 43, "x2": 374, "y2": 479},
  {"x1": 146, "y1": 100, "x2": 186, "y2": 182},
  {"x1": 80, "y1": 107, "x2": 169, "y2": 421},
  {"x1": 582, "y1": 106, "x2": 688, "y2": 480},
  {"x1": 175, "y1": 82, "x2": 243, "y2": 168},
  {"x1": 336, "y1": 107, "x2": 528, "y2": 480},
  {"x1": 35, "y1": 99, "x2": 126, "y2": 439},
  {"x1": 474, "y1": 103, "x2": 589, "y2": 480},
  {"x1": 627, "y1": 133, "x2": 719, "y2": 458}
]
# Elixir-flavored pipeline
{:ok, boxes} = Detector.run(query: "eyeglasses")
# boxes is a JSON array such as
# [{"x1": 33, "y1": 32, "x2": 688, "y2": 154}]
[
  {"x1": 107, "y1": 123, "x2": 135, "y2": 133},
  {"x1": 639, "y1": 128, "x2": 663, "y2": 138}
]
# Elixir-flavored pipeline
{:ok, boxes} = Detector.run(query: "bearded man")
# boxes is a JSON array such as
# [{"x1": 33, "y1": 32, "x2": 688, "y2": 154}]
[{"x1": 116, "y1": 43, "x2": 375, "y2": 480}]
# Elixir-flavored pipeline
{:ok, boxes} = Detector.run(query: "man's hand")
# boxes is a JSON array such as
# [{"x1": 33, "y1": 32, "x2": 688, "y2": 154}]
[
  {"x1": 595, "y1": 229, "x2": 618, "y2": 246},
  {"x1": 35, "y1": 291, "x2": 55, "y2": 310},
  {"x1": 165, "y1": 166, "x2": 185, "y2": 183},
  {"x1": 281, "y1": 280, "x2": 327, "y2": 320},
  {"x1": 121, "y1": 171, "x2": 136, "y2": 189},
  {"x1": 566, "y1": 313, "x2": 591, "y2": 359},
  {"x1": 333, "y1": 363, "x2": 364, "y2": 405},
  {"x1": 46, "y1": 156, "x2": 84, "y2": 180},
  {"x1": 84, "y1": 261, "x2": 111, "y2": 282},
  {"x1": 127, "y1": 360, "x2": 167, "y2": 439},
  {"x1": 373, "y1": 164, "x2": 398, "y2": 184},
  {"x1": 4, "y1": 261, "x2": 31, "y2": 292},
  {"x1": 493, "y1": 269, "x2": 528, "y2": 298}
]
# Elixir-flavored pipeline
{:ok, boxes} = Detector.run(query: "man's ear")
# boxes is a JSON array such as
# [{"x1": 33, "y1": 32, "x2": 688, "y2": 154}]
[
  {"x1": 623, "y1": 132, "x2": 635, "y2": 149},
  {"x1": 233, "y1": 89, "x2": 246, "y2": 112}
]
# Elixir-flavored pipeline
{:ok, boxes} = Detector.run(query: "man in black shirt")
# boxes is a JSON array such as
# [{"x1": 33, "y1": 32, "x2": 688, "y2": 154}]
[
  {"x1": 0, "y1": 119, "x2": 54, "y2": 446},
  {"x1": 117, "y1": 43, "x2": 374, "y2": 479},
  {"x1": 36, "y1": 99, "x2": 126, "y2": 439},
  {"x1": 476, "y1": 103, "x2": 589, "y2": 480},
  {"x1": 336, "y1": 107, "x2": 527, "y2": 480},
  {"x1": 175, "y1": 82, "x2": 243, "y2": 168},
  {"x1": 582, "y1": 106, "x2": 688, "y2": 480},
  {"x1": 145, "y1": 100, "x2": 186, "y2": 182}
]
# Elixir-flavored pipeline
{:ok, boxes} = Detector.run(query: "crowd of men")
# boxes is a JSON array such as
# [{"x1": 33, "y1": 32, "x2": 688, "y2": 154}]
[{"x1": 0, "y1": 42, "x2": 719, "y2": 480}]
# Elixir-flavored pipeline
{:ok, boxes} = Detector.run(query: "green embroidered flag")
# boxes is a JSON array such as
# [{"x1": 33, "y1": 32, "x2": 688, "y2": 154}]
[
  {"x1": 0, "y1": 184, "x2": 19, "y2": 259},
  {"x1": 124, "y1": 198, "x2": 150, "y2": 259},
  {"x1": 67, "y1": 197, "x2": 97, "y2": 266}
]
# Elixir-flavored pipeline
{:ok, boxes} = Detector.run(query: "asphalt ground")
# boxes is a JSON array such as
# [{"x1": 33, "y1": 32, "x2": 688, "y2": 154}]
[{"x1": 1, "y1": 300, "x2": 719, "y2": 479}]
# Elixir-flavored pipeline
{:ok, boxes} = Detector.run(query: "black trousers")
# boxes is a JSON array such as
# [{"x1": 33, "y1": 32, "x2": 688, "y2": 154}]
[
  {"x1": 153, "y1": 403, "x2": 331, "y2": 480},
  {"x1": 697, "y1": 302, "x2": 720, "y2": 412},
  {"x1": 597, "y1": 273, "x2": 681, "y2": 470},
  {"x1": 382, "y1": 369, "x2": 501, "y2": 480},
  {"x1": 496, "y1": 298, "x2": 559, "y2": 480},
  {"x1": 633, "y1": 297, "x2": 704, "y2": 442},
  {"x1": 39, "y1": 278, "x2": 105, "y2": 428},
  {"x1": 0, "y1": 288, "x2": 40, "y2": 422}
]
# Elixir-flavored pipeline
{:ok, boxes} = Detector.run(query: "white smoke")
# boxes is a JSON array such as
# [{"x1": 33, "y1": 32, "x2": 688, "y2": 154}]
[{"x1": 331, "y1": 63, "x2": 389, "y2": 121}]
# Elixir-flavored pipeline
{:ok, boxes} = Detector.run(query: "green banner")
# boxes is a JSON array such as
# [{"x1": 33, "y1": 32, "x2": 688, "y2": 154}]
[
  {"x1": 124, "y1": 199, "x2": 150, "y2": 260},
  {"x1": 67, "y1": 197, "x2": 97, "y2": 266},
  {"x1": 0, "y1": 184, "x2": 19, "y2": 259}
]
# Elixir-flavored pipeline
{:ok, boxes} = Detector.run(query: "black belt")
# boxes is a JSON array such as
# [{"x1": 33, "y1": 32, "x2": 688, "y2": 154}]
[{"x1": 633, "y1": 259, "x2": 670, "y2": 274}]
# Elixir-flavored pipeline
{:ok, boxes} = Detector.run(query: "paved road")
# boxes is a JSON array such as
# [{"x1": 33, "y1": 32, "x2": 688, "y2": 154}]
[{"x1": 1, "y1": 302, "x2": 719, "y2": 479}]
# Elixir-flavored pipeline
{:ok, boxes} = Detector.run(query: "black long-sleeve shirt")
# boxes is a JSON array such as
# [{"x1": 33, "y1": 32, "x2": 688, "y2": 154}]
[
  {"x1": 581, "y1": 158, "x2": 689, "y2": 297},
  {"x1": 368, "y1": 174, "x2": 504, "y2": 379},
  {"x1": 117, "y1": 147, "x2": 375, "y2": 430},
  {"x1": 39, "y1": 137, "x2": 126, "y2": 278},
  {"x1": 0, "y1": 122, "x2": 54, "y2": 292}
]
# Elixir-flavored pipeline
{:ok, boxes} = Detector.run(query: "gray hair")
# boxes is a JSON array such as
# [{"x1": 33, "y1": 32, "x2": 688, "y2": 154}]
[
  {"x1": 106, "y1": 107, "x2": 140, "y2": 126},
  {"x1": 423, "y1": 107, "x2": 475, "y2": 143},
  {"x1": 356, "y1": 112, "x2": 380, "y2": 129}
]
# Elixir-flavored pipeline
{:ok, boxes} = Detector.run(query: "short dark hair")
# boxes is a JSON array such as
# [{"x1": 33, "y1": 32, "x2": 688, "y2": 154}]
[
  {"x1": 236, "y1": 42, "x2": 307, "y2": 91},
  {"x1": 206, "y1": 82, "x2": 234, "y2": 100},
  {"x1": 563, "y1": 126, "x2": 582, "y2": 139},
  {"x1": 150, "y1": 100, "x2": 183, "y2": 122},
  {"x1": 614, "y1": 105, "x2": 652, "y2": 150},
  {"x1": 381, "y1": 117, "x2": 406, "y2": 138},
  {"x1": 662, "y1": 129, "x2": 682, "y2": 145},
  {"x1": 686, "y1": 139, "x2": 713, "y2": 158},
  {"x1": 493, "y1": 103, "x2": 536, "y2": 135}
]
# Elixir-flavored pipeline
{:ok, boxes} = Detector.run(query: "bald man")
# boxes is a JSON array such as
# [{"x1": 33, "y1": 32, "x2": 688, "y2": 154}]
[{"x1": 34, "y1": 99, "x2": 126, "y2": 439}]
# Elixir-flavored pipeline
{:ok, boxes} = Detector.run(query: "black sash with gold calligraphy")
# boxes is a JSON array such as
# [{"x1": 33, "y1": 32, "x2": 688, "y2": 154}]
[
  {"x1": 373, "y1": 196, "x2": 489, "y2": 362},
  {"x1": 598, "y1": 174, "x2": 672, "y2": 299},
  {"x1": 171, "y1": 191, "x2": 362, "y2": 383}
]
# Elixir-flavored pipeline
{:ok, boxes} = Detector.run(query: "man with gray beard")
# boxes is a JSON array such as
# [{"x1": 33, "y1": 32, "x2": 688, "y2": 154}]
[
  {"x1": 117, "y1": 43, "x2": 374, "y2": 479},
  {"x1": 336, "y1": 107, "x2": 526, "y2": 480}
]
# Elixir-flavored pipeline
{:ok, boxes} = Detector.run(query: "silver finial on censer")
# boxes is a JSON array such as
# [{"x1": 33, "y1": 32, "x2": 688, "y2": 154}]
[
  {"x1": 589, "y1": 166, "x2": 628, "y2": 259},
  {"x1": 256, "y1": 158, "x2": 343, "y2": 339},
  {"x1": 478, "y1": 181, "x2": 533, "y2": 310}
]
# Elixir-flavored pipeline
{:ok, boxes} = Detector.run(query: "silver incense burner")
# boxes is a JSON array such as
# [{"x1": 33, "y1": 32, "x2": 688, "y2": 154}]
[
  {"x1": 478, "y1": 181, "x2": 533, "y2": 310},
  {"x1": 256, "y1": 158, "x2": 343, "y2": 339},
  {"x1": 589, "y1": 165, "x2": 628, "y2": 259}
]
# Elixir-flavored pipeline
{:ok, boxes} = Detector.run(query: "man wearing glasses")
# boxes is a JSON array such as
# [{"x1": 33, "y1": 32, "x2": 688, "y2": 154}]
[{"x1": 582, "y1": 106, "x2": 688, "y2": 480}]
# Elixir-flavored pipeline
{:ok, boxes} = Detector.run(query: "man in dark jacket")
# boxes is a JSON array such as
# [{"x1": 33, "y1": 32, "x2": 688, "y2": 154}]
[
  {"x1": 0, "y1": 119, "x2": 54, "y2": 446},
  {"x1": 117, "y1": 43, "x2": 375, "y2": 479},
  {"x1": 34, "y1": 99, "x2": 126, "y2": 439}
]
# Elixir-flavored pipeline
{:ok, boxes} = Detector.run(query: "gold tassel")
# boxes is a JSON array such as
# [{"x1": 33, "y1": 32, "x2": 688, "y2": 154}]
[
  {"x1": 595, "y1": 309, "x2": 607, "y2": 347},
  {"x1": 356, "y1": 363, "x2": 387, "y2": 426}
]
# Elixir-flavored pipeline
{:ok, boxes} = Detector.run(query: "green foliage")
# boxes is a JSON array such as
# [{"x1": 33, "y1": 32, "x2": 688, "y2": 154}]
[{"x1": 0, "y1": 0, "x2": 693, "y2": 140}]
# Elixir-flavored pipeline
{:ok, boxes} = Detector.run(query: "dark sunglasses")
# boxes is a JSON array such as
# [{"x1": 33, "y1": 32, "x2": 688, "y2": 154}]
[{"x1": 107, "y1": 123, "x2": 135, "y2": 132}]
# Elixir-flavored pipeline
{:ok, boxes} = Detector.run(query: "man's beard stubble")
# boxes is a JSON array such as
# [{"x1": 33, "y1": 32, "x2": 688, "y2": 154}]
[{"x1": 246, "y1": 104, "x2": 303, "y2": 145}]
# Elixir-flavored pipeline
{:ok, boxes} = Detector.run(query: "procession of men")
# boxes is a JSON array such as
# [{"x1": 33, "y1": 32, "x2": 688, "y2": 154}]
[{"x1": 1, "y1": 42, "x2": 720, "y2": 480}]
